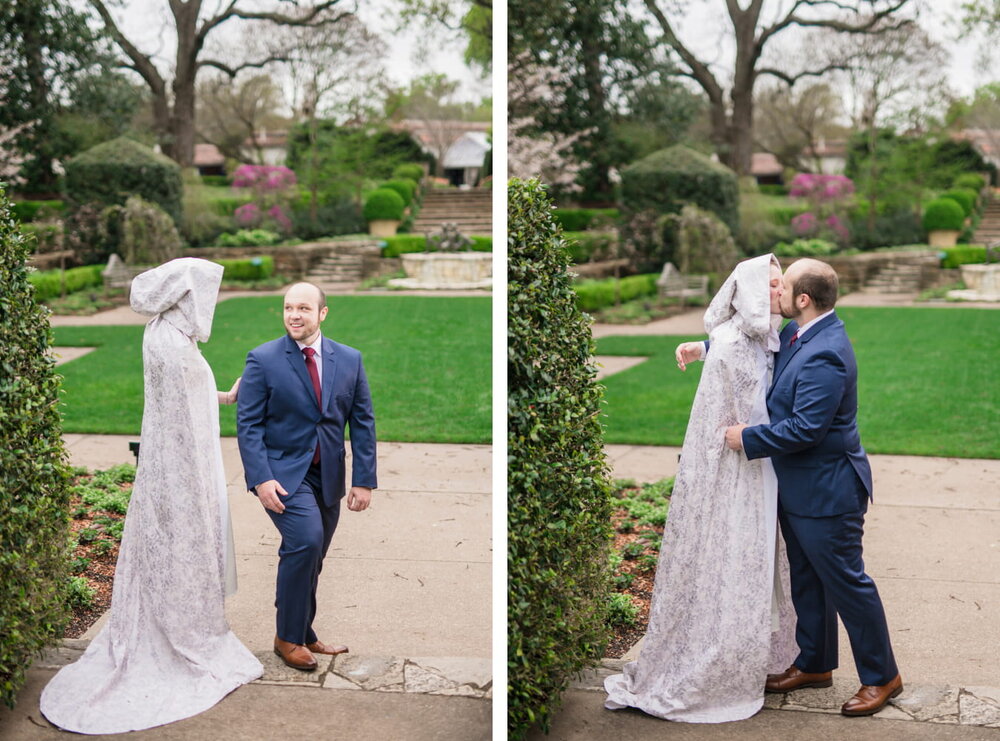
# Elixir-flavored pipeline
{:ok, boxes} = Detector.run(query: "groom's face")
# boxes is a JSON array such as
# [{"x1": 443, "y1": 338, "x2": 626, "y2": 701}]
[
  {"x1": 779, "y1": 265, "x2": 802, "y2": 319},
  {"x1": 283, "y1": 284, "x2": 328, "y2": 345}
]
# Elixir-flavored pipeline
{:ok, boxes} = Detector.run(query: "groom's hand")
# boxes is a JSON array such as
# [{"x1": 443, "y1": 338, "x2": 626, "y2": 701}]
[
  {"x1": 257, "y1": 479, "x2": 289, "y2": 514},
  {"x1": 725, "y1": 424, "x2": 747, "y2": 451},
  {"x1": 347, "y1": 486, "x2": 372, "y2": 512}
]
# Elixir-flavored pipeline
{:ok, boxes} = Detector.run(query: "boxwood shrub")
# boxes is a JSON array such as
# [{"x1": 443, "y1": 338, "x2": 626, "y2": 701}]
[
  {"x1": 215, "y1": 228, "x2": 280, "y2": 247},
  {"x1": 381, "y1": 179, "x2": 416, "y2": 206},
  {"x1": 941, "y1": 188, "x2": 977, "y2": 217},
  {"x1": 12, "y1": 200, "x2": 65, "y2": 223},
  {"x1": 562, "y1": 231, "x2": 616, "y2": 263},
  {"x1": 363, "y1": 188, "x2": 405, "y2": 222},
  {"x1": 508, "y1": 178, "x2": 614, "y2": 739},
  {"x1": 200, "y1": 175, "x2": 230, "y2": 187},
  {"x1": 64, "y1": 137, "x2": 183, "y2": 226},
  {"x1": 29, "y1": 264, "x2": 105, "y2": 301},
  {"x1": 215, "y1": 256, "x2": 275, "y2": 281},
  {"x1": 574, "y1": 273, "x2": 659, "y2": 312},
  {"x1": 552, "y1": 208, "x2": 620, "y2": 232},
  {"x1": 392, "y1": 163, "x2": 425, "y2": 183},
  {"x1": 621, "y1": 145, "x2": 739, "y2": 235},
  {"x1": 940, "y1": 245, "x2": 987, "y2": 269},
  {"x1": 953, "y1": 173, "x2": 986, "y2": 192},
  {"x1": 0, "y1": 188, "x2": 73, "y2": 709},
  {"x1": 379, "y1": 234, "x2": 493, "y2": 257},
  {"x1": 922, "y1": 198, "x2": 965, "y2": 232}
]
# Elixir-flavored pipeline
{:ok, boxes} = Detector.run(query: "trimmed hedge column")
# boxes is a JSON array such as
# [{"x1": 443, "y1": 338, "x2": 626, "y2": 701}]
[
  {"x1": 0, "y1": 188, "x2": 72, "y2": 708},
  {"x1": 508, "y1": 178, "x2": 615, "y2": 738}
]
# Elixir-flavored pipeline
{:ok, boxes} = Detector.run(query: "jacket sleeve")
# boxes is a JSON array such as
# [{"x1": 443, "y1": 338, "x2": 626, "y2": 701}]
[
  {"x1": 236, "y1": 350, "x2": 274, "y2": 490},
  {"x1": 742, "y1": 349, "x2": 846, "y2": 460},
  {"x1": 348, "y1": 355, "x2": 378, "y2": 489}
]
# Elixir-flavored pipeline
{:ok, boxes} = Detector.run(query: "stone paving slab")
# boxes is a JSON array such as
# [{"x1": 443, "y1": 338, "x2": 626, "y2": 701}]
[
  {"x1": 568, "y1": 662, "x2": 1000, "y2": 729},
  {"x1": 2, "y1": 667, "x2": 490, "y2": 741},
  {"x1": 593, "y1": 355, "x2": 649, "y2": 380}
]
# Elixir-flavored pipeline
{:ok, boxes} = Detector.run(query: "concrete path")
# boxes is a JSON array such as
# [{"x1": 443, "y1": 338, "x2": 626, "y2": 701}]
[
  {"x1": 543, "y1": 446, "x2": 1000, "y2": 737},
  {"x1": 2, "y1": 436, "x2": 491, "y2": 738}
]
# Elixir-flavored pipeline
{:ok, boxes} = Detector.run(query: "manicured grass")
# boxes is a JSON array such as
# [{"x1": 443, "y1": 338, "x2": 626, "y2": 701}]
[
  {"x1": 596, "y1": 307, "x2": 1000, "y2": 458},
  {"x1": 52, "y1": 295, "x2": 491, "y2": 443}
]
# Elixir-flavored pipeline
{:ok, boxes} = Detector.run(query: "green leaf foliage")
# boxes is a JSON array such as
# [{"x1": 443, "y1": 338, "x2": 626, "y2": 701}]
[
  {"x1": 552, "y1": 208, "x2": 620, "y2": 232},
  {"x1": 28, "y1": 265, "x2": 104, "y2": 302},
  {"x1": 922, "y1": 198, "x2": 966, "y2": 232},
  {"x1": 381, "y1": 179, "x2": 416, "y2": 207},
  {"x1": 214, "y1": 256, "x2": 275, "y2": 281},
  {"x1": 508, "y1": 178, "x2": 615, "y2": 738},
  {"x1": 362, "y1": 188, "x2": 405, "y2": 222},
  {"x1": 573, "y1": 274, "x2": 658, "y2": 312},
  {"x1": 379, "y1": 235, "x2": 492, "y2": 258},
  {"x1": 391, "y1": 163, "x2": 425, "y2": 183},
  {"x1": 621, "y1": 145, "x2": 740, "y2": 235},
  {"x1": 940, "y1": 245, "x2": 987, "y2": 268},
  {"x1": 953, "y1": 173, "x2": 986, "y2": 192},
  {"x1": 941, "y1": 188, "x2": 978, "y2": 217},
  {"x1": 64, "y1": 137, "x2": 183, "y2": 226},
  {"x1": 0, "y1": 186, "x2": 73, "y2": 709}
]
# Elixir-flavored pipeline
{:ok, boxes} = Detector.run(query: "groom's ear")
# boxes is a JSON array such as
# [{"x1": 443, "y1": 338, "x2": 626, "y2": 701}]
[{"x1": 319, "y1": 305, "x2": 329, "y2": 322}]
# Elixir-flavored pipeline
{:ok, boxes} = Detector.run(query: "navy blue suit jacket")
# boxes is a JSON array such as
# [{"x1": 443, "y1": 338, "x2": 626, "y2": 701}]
[
  {"x1": 741, "y1": 312, "x2": 873, "y2": 517},
  {"x1": 236, "y1": 334, "x2": 377, "y2": 507}
]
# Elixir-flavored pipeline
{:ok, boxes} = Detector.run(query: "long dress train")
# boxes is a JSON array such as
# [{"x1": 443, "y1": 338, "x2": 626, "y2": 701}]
[
  {"x1": 40, "y1": 258, "x2": 262, "y2": 734},
  {"x1": 604, "y1": 253, "x2": 797, "y2": 723}
]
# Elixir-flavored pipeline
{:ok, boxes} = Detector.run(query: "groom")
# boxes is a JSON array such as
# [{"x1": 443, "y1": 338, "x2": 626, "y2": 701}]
[
  {"x1": 237, "y1": 282, "x2": 377, "y2": 671},
  {"x1": 723, "y1": 258, "x2": 901, "y2": 716}
]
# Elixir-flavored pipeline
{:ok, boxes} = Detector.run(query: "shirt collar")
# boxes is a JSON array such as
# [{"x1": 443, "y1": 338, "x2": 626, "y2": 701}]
[
  {"x1": 295, "y1": 334, "x2": 323, "y2": 355},
  {"x1": 795, "y1": 309, "x2": 835, "y2": 338}
]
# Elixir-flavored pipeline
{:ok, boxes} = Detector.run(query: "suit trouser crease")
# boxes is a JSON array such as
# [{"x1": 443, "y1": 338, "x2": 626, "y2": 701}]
[
  {"x1": 266, "y1": 464, "x2": 340, "y2": 645},
  {"x1": 778, "y1": 504, "x2": 897, "y2": 687}
]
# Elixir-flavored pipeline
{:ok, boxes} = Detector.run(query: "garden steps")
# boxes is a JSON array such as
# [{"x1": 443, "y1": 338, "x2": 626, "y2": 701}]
[
  {"x1": 972, "y1": 197, "x2": 1000, "y2": 245},
  {"x1": 860, "y1": 255, "x2": 938, "y2": 294},
  {"x1": 305, "y1": 252, "x2": 364, "y2": 289},
  {"x1": 410, "y1": 189, "x2": 492, "y2": 236}
]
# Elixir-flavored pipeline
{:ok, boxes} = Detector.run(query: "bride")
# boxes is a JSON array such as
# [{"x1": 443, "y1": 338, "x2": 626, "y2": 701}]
[
  {"x1": 604, "y1": 253, "x2": 797, "y2": 723},
  {"x1": 40, "y1": 258, "x2": 262, "y2": 734}
]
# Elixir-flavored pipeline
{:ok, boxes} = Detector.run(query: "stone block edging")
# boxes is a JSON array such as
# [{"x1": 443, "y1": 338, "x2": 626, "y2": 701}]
[
  {"x1": 39, "y1": 639, "x2": 491, "y2": 701},
  {"x1": 571, "y1": 659, "x2": 1000, "y2": 727}
]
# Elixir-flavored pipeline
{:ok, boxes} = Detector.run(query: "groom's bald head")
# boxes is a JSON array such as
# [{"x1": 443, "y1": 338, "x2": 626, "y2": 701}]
[{"x1": 787, "y1": 259, "x2": 838, "y2": 311}]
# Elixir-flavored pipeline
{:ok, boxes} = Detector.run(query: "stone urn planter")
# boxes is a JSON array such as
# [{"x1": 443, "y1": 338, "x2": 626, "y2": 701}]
[
  {"x1": 368, "y1": 219, "x2": 400, "y2": 238},
  {"x1": 928, "y1": 230, "x2": 960, "y2": 248},
  {"x1": 958, "y1": 263, "x2": 1000, "y2": 299}
]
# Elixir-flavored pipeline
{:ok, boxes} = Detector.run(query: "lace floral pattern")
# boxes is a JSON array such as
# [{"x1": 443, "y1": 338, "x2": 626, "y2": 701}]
[
  {"x1": 40, "y1": 259, "x2": 262, "y2": 734},
  {"x1": 604, "y1": 254, "x2": 797, "y2": 723}
]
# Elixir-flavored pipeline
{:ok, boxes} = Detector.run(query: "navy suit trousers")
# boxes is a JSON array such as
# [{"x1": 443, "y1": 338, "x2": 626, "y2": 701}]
[
  {"x1": 778, "y1": 503, "x2": 897, "y2": 686},
  {"x1": 266, "y1": 463, "x2": 341, "y2": 644}
]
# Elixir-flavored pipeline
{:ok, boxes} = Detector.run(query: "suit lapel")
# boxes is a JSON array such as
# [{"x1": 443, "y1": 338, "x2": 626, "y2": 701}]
[
  {"x1": 320, "y1": 337, "x2": 337, "y2": 413},
  {"x1": 284, "y1": 335, "x2": 319, "y2": 408},
  {"x1": 770, "y1": 322, "x2": 800, "y2": 389}
]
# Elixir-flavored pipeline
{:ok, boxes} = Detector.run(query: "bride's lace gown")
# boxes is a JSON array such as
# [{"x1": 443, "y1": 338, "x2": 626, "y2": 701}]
[
  {"x1": 604, "y1": 254, "x2": 797, "y2": 723},
  {"x1": 40, "y1": 258, "x2": 262, "y2": 734}
]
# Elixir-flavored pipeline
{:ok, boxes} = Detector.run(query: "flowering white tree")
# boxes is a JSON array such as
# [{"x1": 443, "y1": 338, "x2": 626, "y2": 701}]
[{"x1": 507, "y1": 53, "x2": 589, "y2": 192}]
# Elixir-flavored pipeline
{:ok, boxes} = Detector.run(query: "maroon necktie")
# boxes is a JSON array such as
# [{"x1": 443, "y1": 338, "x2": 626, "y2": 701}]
[
  {"x1": 789, "y1": 331, "x2": 799, "y2": 346},
  {"x1": 302, "y1": 347, "x2": 321, "y2": 464}
]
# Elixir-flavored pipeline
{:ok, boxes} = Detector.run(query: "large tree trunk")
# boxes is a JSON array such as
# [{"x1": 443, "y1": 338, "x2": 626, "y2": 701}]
[{"x1": 580, "y1": 35, "x2": 611, "y2": 197}]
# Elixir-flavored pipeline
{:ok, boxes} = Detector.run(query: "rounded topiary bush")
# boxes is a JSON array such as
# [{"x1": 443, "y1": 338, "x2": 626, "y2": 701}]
[
  {"x1": 922, "y1": 198, "x2": 966, "y2": 232},
  {"x1": 621, "y1": 145, "x2": 740, "y2": 235},
  {"x1": 119, "y1": 196, "x2": 184, "y2": 265},
  {"x1": 0, "y1": 187, "x2": 73, "y2": 709},
  {"x1": 953, "y1": 173, "x2": 986, "y2": 192},
  {"x1": 941, "y1": 188, "x2": 977, "y2": 217},
  {"x1": 382, "y1": 179, "x2": 416, "y2": 207},
  {"x1": 392, "y1": 163, "x2": 425, "y2": 183},
  {"x1": 508, "y1": 178, "x2": 615, "y2": 739},
  {"x1": 64, "y1": 137, "x2": 183, "y2": 227},
  {"x1": 362, "y1": 188, "x2": 405, "y2": 222}
]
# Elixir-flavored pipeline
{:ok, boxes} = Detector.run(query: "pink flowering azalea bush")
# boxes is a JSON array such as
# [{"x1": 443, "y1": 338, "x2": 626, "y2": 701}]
[
  {"x1": 788, "y1": 173, "x2": 855, "y2": 247},
  {"x1": 231, "y1": 164, "x2": 297, "y2": 236}
]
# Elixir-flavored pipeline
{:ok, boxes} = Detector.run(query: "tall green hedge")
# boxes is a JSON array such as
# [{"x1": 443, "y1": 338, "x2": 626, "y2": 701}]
[
  {"x1": 574, "y1": 273, "x2": 659, "y2": 312},
  {"x1": 508, "y1": 178, "x2": 615, "y2": 738},
  {"x1": 621, "y1": 145, "x2": 740, "y2": 235},
  {"x1": 28, "y1": 265, "x2": 105, "y2": 302},
  {"x1": 0, "y1": 188, "x2": 73, "y2": 709},
  {"x1": 64, "y1": 137, "x2": 183, "y2": 226}
]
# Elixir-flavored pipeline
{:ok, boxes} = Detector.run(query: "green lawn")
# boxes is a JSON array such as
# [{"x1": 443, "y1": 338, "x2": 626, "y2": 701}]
[
  {"x1": 52, "y1": 295, "x2": 491, "y2": 443},
  {"x1": 596, "y1": 307, "x2": 1000, "y2": 459}
]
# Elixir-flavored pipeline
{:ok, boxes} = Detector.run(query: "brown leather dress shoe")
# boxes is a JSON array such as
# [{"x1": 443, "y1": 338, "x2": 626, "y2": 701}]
[
  {"x1": 273, "y1": 637, "x2": 318, "y2": 672},
  {"x1": 306, "y1": 640, "x2": 349, "y2": 656},
  {"x1": 765, "y1": 665, "x2": 834, "y2": 693},
  {"x1": 841, "y1": 674, "x2": 903, "y2": 716}
]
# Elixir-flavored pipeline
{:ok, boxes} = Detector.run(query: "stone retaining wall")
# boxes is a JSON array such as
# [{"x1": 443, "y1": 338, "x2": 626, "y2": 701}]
[{"x1": 186, "y1": 239, "x2": 383, "y2": 279}]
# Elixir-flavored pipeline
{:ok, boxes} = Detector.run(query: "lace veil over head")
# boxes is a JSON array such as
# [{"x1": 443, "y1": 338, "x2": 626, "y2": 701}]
[
  {"x1": 704, "y1": 253, "x2": 781, "y2": 341},
  {"x1": 130, "y1": 257, "x2": 223, "y2": 342}
]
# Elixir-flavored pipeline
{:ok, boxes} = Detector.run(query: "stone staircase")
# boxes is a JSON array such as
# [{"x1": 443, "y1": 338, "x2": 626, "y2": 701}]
[
  {"x1": 972, "y1": 193, "x2": 1000, "y2": 246},
  {"x1": 303, "y1": 241, "x2": 382, "y2": 291},
  {"x1": 859, "y1": 254, "x2": 939, "y2": 294},
  {"x1": 410, "y1": 189, "x2": 491, "y2": 236}
]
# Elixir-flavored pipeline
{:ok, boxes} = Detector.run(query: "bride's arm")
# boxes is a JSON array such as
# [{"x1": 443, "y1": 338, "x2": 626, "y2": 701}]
[
  {"x1": 675, "y1": 341, "x2": 707, "y2": 371},
  {"x1": 218, "y1": 376, "x2": 240, "y2": 405}
]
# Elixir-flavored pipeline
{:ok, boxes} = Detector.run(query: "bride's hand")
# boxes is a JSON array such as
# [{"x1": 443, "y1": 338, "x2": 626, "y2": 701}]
[
  {"x1": 675, "y1": 342, "x2": 704, "y2": 371},
  {"x1": 217, "y1": 376, "x2": 241, "y2": 405}
]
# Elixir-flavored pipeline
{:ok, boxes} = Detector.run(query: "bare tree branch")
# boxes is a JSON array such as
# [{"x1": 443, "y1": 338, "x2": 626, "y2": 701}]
[
  {"x1": 758, "y1": 62, "x2": 850, "y2": 86},
  {"x1": 642, "y1": 0, "x2": 725, "y2": 104},
  {"x1": 199, "y1": 56, "x2": 294, "y2": 77},
  {"x1": 87, "y1": 0, "x2": 165, "y2": 97}
]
